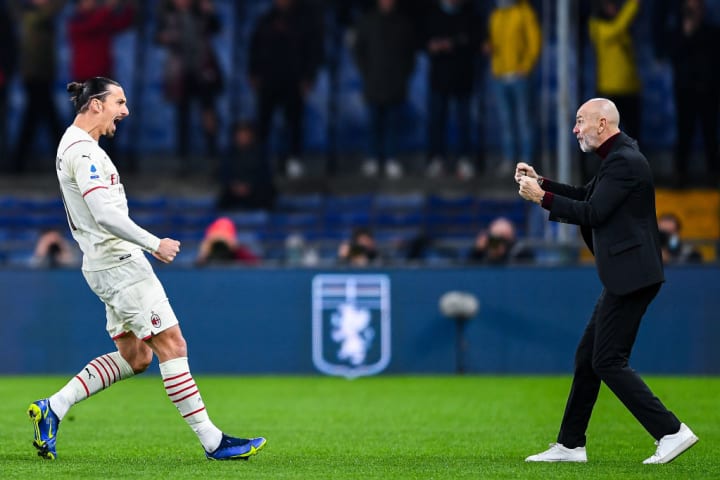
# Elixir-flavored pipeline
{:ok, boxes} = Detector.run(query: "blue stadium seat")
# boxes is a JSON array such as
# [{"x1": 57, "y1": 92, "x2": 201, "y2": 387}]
[
  {"x1": 228, "y1": 211, "x2": 269, "y2": 229},
  {"x1": 373, "y1": 193, "x2": 425, "y2": 211},
  {"x1": 275, "y1": 194, "x2": 325, "y2": 211},
  {"x1": 426, "y1": 194, "x2": 475, "y2": 212},
  {"x1": 324, "y1": 212, "x2": 371, "y2": 228},
  {"x1": 169, "y1": 213, "x2": 218, "y2": 230},
  {"x1": 324, "y1": 194, "x2": 373, "y2": 214},
  {"x1": 270, "y1": 212, "x2": 321, "y2": 229},
  {"x1": 127, "y1": 196, "x2": 168, "y2": 210},
  {"x1": 16, "y1": 197, "x2": 64, "y2": 212},
  {"x1": 375, "y1": 212, "x2": 424, "y2": 228},
  {"x1": 166, "y1": 196, "x2": 216, "y2": 212}
]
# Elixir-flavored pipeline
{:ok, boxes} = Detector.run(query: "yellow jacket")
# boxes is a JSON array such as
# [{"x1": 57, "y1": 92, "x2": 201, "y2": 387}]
[
  {"x1": 488, "y1": 1, "x2": 542, "y2": 77},
  {"x1": 589, "y1": 0, "x2": 641, "y2": 94}
]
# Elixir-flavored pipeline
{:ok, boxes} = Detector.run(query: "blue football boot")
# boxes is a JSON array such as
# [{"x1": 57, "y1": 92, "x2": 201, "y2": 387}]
[
  {"x1": 27, "y1": 399, "x2": 60, "y2": 460},
  {"x1": 206, "y1": 434, "x2": 266, "y2": 460}
]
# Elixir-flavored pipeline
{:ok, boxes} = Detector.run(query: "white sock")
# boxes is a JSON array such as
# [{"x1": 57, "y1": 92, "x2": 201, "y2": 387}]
[
  {"x1": 49, "y1": 351, "x2": 135, "y2": 420},
  {"x1": 159, "y1": 357, "x2": 222, "y2": 452}
]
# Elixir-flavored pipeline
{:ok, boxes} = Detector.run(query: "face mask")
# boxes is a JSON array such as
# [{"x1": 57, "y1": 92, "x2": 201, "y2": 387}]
[{"x1": 668, "y1": 234, "x2": 680, "y2": 252}]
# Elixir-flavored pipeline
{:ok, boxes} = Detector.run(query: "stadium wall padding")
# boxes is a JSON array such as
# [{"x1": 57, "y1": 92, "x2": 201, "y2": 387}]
[{"x1": 0, "y1": 266, "x2": 717, "y2": 375}]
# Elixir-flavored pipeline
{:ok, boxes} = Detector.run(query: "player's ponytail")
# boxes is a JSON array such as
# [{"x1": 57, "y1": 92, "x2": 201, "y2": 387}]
[{"x1": 67, "y1": 77, "x2": 121, "y2": 114}]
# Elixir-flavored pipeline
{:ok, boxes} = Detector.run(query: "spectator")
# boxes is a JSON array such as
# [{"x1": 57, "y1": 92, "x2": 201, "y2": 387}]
[
  {"x1": 337, "y1": 227, "x2": 380, "y2": 266},
  {"x1": 68, "y1": 0, "x2": 135, "y2": 82},
  {"x1": 668, "y1": 0, "x2": 720, "y2": 187},
  {"x1": 0, "y1": 0, "x2": 17, "y2": 168},
  {"x1": 484, "y1": 0, "x2": 541, "y2": 177},
  {"x1": 353, "y1": 0, "x2": 416, "y2": 180},
  {"x1": 589, "y1": 0, "x2": 642, "y2": 141},
  {"x1": 216, "y1": 121, "x2": 276, "y2": 211},
  {"x1": 196, "y1": 217, "x2": 260, "y2": 266},
  {"x1": 421, "y1": 0, "x2": 482, "y2": 180},
  {"x1": 156, "y1": 0, "x2": 223, "y2": 167},
  {"x1": 467, "y1": 216, "x2": 533, "y2": 264},
  {"x1": 248, "y1": 0, "x2": 324, "y2": 179},
  {"x1": 284, "y1": 233, "x2": 319, "y2": 266},
  {"x1": 30, "y1": 229, "x2": 79, "y2": 268},
  {"x1": 10, "y1": 0, "x2": 66, "y2": 173},
  {"x1": 657, "y1": 213, "x2": 702, "y2": 264}
]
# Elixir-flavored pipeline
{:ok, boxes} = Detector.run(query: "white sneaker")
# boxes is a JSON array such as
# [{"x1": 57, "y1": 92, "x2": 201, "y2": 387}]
[
  {"x1": 643, "y1": 423, "x2": 698, "y2": 464},
  {"x1": 456, "y1": 157, "x2": 475, "y2": 180},
  {"x1": 525, "y1": 443, "x2": 587, "y2": 463},
  {"x1": 361, "y1": 158, "x2": 379, "y2": 177},
  {"x1": 426, "y1": 157, "x2": 444, "y2": 178},
  {"x1": 286, "y1": 157, "x2": 304, "y2": 178},
  {"x1": 385, "y1": 159, "x2": 403, "y2": 179}
]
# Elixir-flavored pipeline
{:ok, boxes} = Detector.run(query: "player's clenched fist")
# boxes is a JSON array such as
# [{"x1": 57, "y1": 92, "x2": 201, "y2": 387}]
[{"x1": 154, "y1": 238, "x2": 181, "y2": 263}]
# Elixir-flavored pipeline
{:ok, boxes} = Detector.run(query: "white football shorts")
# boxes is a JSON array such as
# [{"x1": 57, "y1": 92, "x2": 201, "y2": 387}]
[{"x1": 83, "y1": 251, "x2": 179, "y2": 340}]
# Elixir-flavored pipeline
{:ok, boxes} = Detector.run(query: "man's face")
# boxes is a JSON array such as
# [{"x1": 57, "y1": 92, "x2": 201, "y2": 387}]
[
  {"x1": 97, "y1": 85, "x2": 129, "y2": 139},
  {"x1": 573, "y1": 105, "x2": 602, "y2": 152}
]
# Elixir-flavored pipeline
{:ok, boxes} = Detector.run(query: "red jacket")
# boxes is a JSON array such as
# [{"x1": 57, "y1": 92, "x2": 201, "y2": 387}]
[{"x1": 68, "y1": 5, "x2": 135, "y2": 80}]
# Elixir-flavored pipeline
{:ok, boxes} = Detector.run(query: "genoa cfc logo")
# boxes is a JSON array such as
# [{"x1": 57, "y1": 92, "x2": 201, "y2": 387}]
[
  {"x1": 151, "y1": 312, "x2": 161, "y2": 328},
  {"x1": 312, "y1": 274, "x2": 391, "y2": 378}
]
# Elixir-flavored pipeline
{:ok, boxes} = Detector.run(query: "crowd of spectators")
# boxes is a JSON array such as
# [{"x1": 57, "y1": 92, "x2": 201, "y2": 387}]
[
  {"x1": 0, "y1": 0, "x2": 718, "y2": 269},
  {"x1": 0, "y1": 0, "x2": 717, "y2": 188}
]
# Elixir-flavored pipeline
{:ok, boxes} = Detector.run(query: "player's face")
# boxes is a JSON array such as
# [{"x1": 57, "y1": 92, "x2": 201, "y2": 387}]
[
  {"x1": 572, "y1": 106, "x2": 600, "y2": 153},
  {"x1": 99, "y1": 85, "x2": 129, "y2": 139}
]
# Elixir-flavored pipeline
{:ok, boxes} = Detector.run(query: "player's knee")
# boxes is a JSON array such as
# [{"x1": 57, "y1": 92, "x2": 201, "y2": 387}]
[
  {"x1": 151, "y1": 327, "x2": 187, "y2": 359},
  {"x1": 172, "y1": 334, "x2": 187, "y2": 358}
]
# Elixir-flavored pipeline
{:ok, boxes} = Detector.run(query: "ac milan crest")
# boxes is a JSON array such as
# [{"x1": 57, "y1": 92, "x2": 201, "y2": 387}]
[{"x1": 151, "y1": 312, "x2": 161, "y2": 328}]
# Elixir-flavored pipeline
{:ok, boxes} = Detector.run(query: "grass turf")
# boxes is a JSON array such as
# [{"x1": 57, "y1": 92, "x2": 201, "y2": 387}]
[{"x1": 0, "y1": 375, "x2": 717, "y2": 479}]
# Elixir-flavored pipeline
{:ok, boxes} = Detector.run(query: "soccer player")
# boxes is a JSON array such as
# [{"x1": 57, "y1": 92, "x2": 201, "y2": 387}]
[{"x1": 27, "y1": 77, "x2": 266, "y2": 461}]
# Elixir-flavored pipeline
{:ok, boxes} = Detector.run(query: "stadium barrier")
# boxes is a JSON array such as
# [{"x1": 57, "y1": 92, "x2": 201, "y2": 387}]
[{"x1": 0, "y1": 266, "x2": 716, "y2": 375}]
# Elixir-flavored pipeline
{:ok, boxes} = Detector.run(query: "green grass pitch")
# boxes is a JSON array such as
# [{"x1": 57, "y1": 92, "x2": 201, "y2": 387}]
[{"x1": 0, "y1": 375, "x2": 717, "y2": 479}]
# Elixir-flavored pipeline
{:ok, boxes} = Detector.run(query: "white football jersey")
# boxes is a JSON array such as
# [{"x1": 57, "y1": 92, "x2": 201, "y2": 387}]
[{"x1": 56, "y1": 125, "x2": 160, "y2": 271}]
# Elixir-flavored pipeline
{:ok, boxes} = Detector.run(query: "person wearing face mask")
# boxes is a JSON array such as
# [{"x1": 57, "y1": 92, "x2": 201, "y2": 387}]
[
  {"x1": 657, "y1": 213, "x2": 702, "y2": 264},
  {"x1": 467, "y1": 216, "x2": 534, "y2": 265},
  {"x1": 517, "y1": 98, "x2": 698, "y2": 465}
]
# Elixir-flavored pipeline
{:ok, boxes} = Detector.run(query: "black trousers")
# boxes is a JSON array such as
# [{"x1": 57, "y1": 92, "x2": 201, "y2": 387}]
[
  {"x1": 13, "y1": 79, "x2": 64, "y2": 172},
  {"x1": 557, "y1": 283, "x2": 680, "y2": 448},
  {"x1": 256, "y1": 84, "x2": 304, "y2": 163}
]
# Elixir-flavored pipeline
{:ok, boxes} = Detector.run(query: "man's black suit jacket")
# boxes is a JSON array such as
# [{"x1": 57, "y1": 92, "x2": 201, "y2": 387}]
[{"x1": 542, "y1": 132, "x2": 665, "y2": 295}]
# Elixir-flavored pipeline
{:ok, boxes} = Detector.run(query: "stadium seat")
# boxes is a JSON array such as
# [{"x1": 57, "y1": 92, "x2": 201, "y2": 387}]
[
  {"x1": 275, "y1": 193, "x2": 325, "y2": 211},
  {"x1": 227, "y1": 211, "x2": 269, "y2": 229},
  {"x1": 127, "y1": 196, "x2": 168, "y2": 210},
  {"x1": 324, "y1": 194, "x2": 373, "y2": 214},
  {"x1": 270, "y1": 212, "x2": 321, "y2": 229},
  {"x1": 375, "y1": 212, "x2": 424, "y2": 228},
  {"x1": 426, "y1": 194, "x2": 475, "y2": 212},
  {"x1": 324, "y1": 212, "x2": 371, "y2": 228},
  {"x1": 373, "y1": 193, "x2": 425, "y2": 211}
]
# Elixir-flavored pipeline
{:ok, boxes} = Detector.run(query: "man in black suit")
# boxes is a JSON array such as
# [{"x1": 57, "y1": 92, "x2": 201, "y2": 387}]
[{"x1": 516, "y1": 98, "x2": 698, "y2": 464}]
